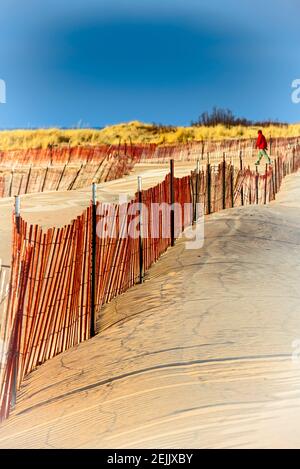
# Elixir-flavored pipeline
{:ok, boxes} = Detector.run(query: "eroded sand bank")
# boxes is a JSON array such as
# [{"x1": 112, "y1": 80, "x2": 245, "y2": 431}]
[{"x1": 1, "y1": 171, "x2": 300, "y2": 448}]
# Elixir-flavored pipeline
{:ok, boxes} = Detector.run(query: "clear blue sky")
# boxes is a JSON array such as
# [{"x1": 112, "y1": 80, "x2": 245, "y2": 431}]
[{"x1": 0, "y1": 0, "x2": 300, "y2": 128}]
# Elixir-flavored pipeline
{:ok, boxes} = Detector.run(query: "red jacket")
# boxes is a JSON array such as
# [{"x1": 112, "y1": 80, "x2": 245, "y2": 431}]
[{"x1": 256, "y1": 133, "x2": 268, "y2": 150}]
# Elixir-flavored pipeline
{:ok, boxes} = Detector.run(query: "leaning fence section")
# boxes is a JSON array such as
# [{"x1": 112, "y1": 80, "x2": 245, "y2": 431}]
[
  {"x1": 0, "y1": 145, "x2": 140, "y2": 198},
  {"x1": 1, "y1": 137, "x2": 299, "y2": 198},
  {"x1": 0, "y1": 140, "x2": 300, "y2": 422},
  {"x1": 0, "y1": 153, "x2": 134, "y2": 197}
]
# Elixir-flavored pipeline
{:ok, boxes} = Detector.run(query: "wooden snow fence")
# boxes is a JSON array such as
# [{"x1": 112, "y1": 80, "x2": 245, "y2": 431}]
[{"x1": 1, "y1": 142, "x2": 300, "y2": 422}]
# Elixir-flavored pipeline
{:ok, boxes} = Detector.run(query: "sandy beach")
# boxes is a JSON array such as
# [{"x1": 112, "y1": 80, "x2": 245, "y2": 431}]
[{"x1": 0, "y1": 167, "x2": 300, "y2": 448}]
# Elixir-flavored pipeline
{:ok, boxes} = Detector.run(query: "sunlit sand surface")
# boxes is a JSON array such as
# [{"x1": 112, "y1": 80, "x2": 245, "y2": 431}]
[{"x1": 1, "y1": 168, "x2": 300, "y2": 448}]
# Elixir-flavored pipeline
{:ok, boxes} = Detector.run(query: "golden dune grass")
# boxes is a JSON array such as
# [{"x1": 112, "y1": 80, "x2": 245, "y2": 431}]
[{"x1": 0, "y1": 121, "x2": 299, "y2": 150}]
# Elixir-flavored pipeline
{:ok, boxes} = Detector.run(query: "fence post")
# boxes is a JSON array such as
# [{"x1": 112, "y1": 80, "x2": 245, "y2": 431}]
[
  {"x1": 193, "y1": 159, "x2": 200, "y2": 224},
  {"x1": 222, "y1": 153, "x2": 226, "y2": 210},
  {"x1": 293, "y1": 147, "x2": 295, "y2": 172},
  {"x1": 206, "y1": 161, "x2": 211, "y2": 215},
  {"x1": 264, "y1": 163, "x2": 268, "y2": 205},
  {"x1": 56, "y1": 163, "x2": 67, "y2": 191},
  {"x1": 274, "y1": 158, "x2": 278, "y2": 194},
  {"x1": 41, "y1": 165, "x2": 49, "y2": 192},
  {"x1": 138, "y1": 176, "x2": 144, "y2": 284},
  {"x1": 239, "y1": 151, "x2": 244, "y2": 206},
  {"x1": 68, "y1": 163, "x2": 84, "y2": 191},
  {"x1": 230, "y1": 164, "x2": 234, "y2": 208},
  {"x1": 15, "y1": 195, "x2": 21, "y2": 234},
  {"x1": 255, "y1": 165, "x2": 259, "y2": 204},
  {"x1": 248, "y1": 167, "x2": 252, "y2": 204},
  {"x1": 170, "y1": 159, "x2": 175, "y2": 246},
  {"x1": 11, "y1": 195, "x2": 21, "y2": 409},
  {"x1": 24, "y1": 164, "x2": 32, "y2": 195},
  {"x1": 90, "y1": 183, "x2": 97, "y2": 338},
  {"x1": 271, "y1": 165, "x2": 275, "y2": 201},
  {"x1": 9, "y1": 169, "x2": 14, "y2": 197},
  {"x1": 67, "y1": 143, "x2": 71, "y2": 165},
  {"x1": 50, "y1": 144, "x2": 53, "y2": 166}
]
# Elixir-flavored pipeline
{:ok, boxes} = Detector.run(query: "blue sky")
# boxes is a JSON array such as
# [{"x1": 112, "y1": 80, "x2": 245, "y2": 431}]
[{"x1": 0, "y1": 0, "x2": 300, "y2": 128}]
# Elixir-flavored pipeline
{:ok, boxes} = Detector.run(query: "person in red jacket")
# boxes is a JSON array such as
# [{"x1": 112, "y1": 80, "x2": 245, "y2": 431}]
[{"x1": 255, "y1": 130, "x2": 272, "y2": 165}]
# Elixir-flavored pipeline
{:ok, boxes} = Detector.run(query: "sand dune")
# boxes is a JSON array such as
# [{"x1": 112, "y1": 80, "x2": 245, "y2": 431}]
[{"x1": 1, "y1": 170, "x2": 300, "y2": 448}]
